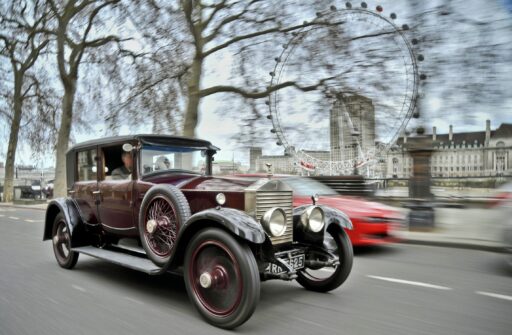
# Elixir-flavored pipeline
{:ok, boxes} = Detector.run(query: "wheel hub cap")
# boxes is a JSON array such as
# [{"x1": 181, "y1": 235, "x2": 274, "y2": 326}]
[
  {"x1": 146, "y1": 219, "x2": 157, "y2": 234},
  {"x1": 199, "y1": 272, "x2": 212, "y2": 288}
]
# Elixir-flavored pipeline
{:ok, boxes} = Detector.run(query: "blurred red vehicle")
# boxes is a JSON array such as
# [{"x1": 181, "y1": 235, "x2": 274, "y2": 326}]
[{"x1": 240, "y1": 175, "x2": 403, "y2": 246}]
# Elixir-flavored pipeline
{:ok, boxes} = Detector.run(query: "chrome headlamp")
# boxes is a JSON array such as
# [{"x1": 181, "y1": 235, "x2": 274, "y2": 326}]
[
  {"x1": 302, "y1": 206, "x2": 325, "y2": 233},
  {"x1": 261, "y1": 207, "x2": 287, "y2": 237}
]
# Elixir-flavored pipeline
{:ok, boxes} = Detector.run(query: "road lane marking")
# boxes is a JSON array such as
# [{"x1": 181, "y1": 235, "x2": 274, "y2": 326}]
[
  {"x1": 24, "y1": 219, "x2": 35, "y2": 222},
  {"x1": 0, "y1": 214, "x2": 4, "y2": 217},
  {"x1": 8, "y1": 216, "x2": 19, "y2": 220},
  {"x1": 476, "y1": 291, "x2": 512, "y2": 301},
  {"x1": 71, "y1": 285, "x2": 87, "y2": 292},
  {"x1": 124, "y1": 296, "x2": 145, "y2": 305},
  {"x1": 367, "y1": 275, "x2": 452, "y2": 290}
]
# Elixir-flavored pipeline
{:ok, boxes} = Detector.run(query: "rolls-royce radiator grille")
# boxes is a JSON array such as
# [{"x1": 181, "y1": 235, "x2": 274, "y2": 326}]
[{"x1": 255, "y1": 191, "x2": 293, "y2": 245}]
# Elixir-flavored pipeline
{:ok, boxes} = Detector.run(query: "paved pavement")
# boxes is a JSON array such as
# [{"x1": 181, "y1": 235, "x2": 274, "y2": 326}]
[
  {"x1": 0, "y1": 200, "x2": 508, "y2": 252},
  {"x1": 1, "y1": 207, "x2": 511, "y2": 335},
  {"x1": 396, "y1": 207, "x2": 509, "y2": 252}
]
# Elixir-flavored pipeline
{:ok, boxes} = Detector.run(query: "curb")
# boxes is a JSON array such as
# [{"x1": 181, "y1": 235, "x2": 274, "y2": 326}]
[
  {"x1": 398, "y1": 238, "x2": 505, "y2": 253},
  {"x1": 0, "y1": 204, "x2": 47, "y2": 212}
]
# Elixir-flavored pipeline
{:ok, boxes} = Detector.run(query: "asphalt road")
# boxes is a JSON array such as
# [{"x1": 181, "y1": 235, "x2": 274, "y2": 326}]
[{"x1": 1, "y1": 207, "x2": 511, "y2": 335}]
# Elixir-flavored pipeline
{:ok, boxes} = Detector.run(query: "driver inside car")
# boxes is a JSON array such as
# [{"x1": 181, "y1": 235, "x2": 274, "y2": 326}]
[{"x1": 112, "y1": 152, "x2": 133, "y2": 180}]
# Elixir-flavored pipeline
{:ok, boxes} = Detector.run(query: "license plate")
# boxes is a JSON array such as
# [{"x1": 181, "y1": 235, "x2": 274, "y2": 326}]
[{"x1": 266, "y1": 254, "x2": 305, "y2": 274}]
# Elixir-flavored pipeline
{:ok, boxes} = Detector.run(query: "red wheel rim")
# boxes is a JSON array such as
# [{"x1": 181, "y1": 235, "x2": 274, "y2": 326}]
[
  {"x1": 189, "y1": 240, "x2": 243, "y2": 317},
  {"x1": 143, "y1": 196, "x2": 179, "y2": 257}
]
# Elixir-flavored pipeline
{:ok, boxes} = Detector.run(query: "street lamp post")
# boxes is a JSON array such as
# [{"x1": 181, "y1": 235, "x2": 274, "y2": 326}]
[{"x1": 405, "y1": 127, "x2": 435, "y2": 231}]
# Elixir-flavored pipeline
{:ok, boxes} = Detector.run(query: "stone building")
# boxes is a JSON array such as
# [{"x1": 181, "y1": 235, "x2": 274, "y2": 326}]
[
  {"x1": 330, "y1": 94, "x2": 375, "y2": 162},
  {"x1": 249, "y1": 93, "x2": 376, "y2": 175},
  {"x1": 386, "y1": 121, "x2": 512, "y2": 178}
]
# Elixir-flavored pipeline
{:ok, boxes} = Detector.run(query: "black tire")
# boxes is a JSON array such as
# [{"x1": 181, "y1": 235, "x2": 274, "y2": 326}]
[
  {"x1": 296, "y1": 228, "x2": 353, "y2": 292},
  {"x1": 52, "y1": 213, "x2": 79, "y2": 269},
  {"x1": 139, "y1": 184, "x2": 191, "y2": 267},
  {"x1": 184, "y1": 228, "x2": 260, "y2": 329}
]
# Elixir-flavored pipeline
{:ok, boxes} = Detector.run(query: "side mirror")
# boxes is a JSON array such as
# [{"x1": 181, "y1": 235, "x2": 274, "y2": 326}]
[{"x1": 122, "y1": 143, "x2": 133, "y2": 152}]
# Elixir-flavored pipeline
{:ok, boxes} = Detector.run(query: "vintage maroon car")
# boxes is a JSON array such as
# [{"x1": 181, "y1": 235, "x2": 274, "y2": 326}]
[
  {"x1": 238, "y1": 175, "x2": 403, "y2": 247},
  {"x1": 44, "y1": 135, "x2": 354, "y2": 329}
]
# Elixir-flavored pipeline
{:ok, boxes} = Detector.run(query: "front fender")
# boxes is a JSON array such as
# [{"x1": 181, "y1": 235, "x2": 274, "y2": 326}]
[
  {"x1": 319, "y1": 205, "x2": 353, "y2": 231},
  {"x1": 293, "y1": 205, "x2": 353, "y2": 243},
  {"x1": 183, "y1": 207, "x2": 265, "y2": 244},
  {"x1": 169, "y1": 207, "x2": 265, "y2": 269},
  {"x1": 43, "y1": 198, "x2": 89, "y2": 247}
]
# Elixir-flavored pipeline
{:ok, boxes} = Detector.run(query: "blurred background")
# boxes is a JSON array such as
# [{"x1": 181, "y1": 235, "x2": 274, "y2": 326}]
[{"x1": 1, "y1": 1, "x2": 512, "y2": 334}]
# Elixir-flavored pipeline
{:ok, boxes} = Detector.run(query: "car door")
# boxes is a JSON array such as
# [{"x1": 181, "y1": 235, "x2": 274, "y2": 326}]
[
  {"x1": 71, "y1": 148, "x2": 99, "y2": 225},
  {"x1": 97, "y1": 145, "x2": 136, "y2": 234}
]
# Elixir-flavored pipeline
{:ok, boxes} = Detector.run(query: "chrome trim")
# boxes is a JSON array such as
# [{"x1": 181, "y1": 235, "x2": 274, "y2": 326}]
[
  {"x1": 301, "y1": 206, "x2": 325, "y2": 233},
  {"x1": 101, "y1": 222, "x2": 137, "y2": 231},
  {"x1": 261, "y1": 207, "x2": 287, "y2": 237},
  {"x1": 244, "y1": 179, "x2": 294, "y2": 244}
]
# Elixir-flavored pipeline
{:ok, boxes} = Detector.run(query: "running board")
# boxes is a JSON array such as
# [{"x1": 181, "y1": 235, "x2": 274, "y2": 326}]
[{"x1": 72, "y1": 246, "x2": 161, "y2": 275}]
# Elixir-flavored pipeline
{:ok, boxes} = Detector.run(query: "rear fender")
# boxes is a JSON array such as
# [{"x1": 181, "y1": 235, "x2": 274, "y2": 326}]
[{"x1": 43, "y1": 198, "x2": 90, "y2": 247}]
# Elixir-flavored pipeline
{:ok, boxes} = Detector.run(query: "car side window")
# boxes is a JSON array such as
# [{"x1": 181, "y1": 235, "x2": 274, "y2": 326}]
[{"x1": 77, "y1": 149, "x2": 97, "y2": 181}]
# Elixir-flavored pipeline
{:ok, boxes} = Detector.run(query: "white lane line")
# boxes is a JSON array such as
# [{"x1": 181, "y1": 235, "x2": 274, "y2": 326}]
[
  {"x1": 47, "y1": 297, "x2": 59, "y2": 304},
  {"x1": 24, "y1": 219, "x2": 35, "y2": 223},
  {"x1": 8, "y1": 216, "x2": 19, "y2": 220},
  {"x1": 71, "y1": 284, "x2": 87, "y2": 293},
  {"x1": 124, "y1": 296, "x2": 145, "y2": 305},
  {"x1": 367, "y1": 275, "x2": 452, "y2": 290},
  {"x1": 476, "y1": 291, "x2": 512, "y2": 301},
  {"x1": 0, "y1": 214, "x2": 4, "y2": 217}
]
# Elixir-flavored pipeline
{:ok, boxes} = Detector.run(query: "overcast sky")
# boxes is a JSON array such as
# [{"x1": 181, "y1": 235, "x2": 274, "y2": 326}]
[{"x1": 2, "y1": 0, "x2": 512, "y2": 168}]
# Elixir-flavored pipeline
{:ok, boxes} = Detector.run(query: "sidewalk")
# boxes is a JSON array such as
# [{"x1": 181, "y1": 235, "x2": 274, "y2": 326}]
[
  {"x1": 395, "y1": 207, "x2": 507, "y2": 252},
  {"x1": 0, "y1": 201, "x2": 48, "y2": 211},
  {"x1": 0, "y1": 201, "x2": 508, "y2": 252}
]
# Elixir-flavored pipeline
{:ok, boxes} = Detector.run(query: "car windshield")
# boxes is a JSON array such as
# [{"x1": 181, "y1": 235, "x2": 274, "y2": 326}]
[
  {"x1": 284, "y1": 177, "x2": 338, "y2": 196},
  {"x1": 140, "y1": 145, "x2": 207, "y2": 175}
]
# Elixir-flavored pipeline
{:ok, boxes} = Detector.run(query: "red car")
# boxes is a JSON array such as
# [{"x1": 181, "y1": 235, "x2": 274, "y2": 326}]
[{"x1": 240, "y1": 175, "x2": 403, "y2": 246}]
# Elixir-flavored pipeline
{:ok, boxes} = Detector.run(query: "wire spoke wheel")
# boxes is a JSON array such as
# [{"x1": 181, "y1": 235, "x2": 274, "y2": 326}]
[{"x1": 143, "y1": 196, "x2": 179, "y2": 257}]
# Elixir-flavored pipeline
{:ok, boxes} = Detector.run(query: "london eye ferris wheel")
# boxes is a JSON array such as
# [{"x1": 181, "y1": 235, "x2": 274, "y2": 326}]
[{"x1": 266, "y1": 2, "x2": 425, "y2": 176}]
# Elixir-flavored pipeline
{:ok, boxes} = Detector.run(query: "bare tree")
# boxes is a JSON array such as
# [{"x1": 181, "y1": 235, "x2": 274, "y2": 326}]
[
  {"x1": 407, "y1": 0, "x2": 512, "y2": 126},
  {"x1": 0, "y1": 1, "x2": 51, "y2": 202},
  {"x1": 105, "y1": 1, "x2": 347, "y2": 139},
  {"x1": 46, "y1": 0, "x2": 124, "y2": 197}
]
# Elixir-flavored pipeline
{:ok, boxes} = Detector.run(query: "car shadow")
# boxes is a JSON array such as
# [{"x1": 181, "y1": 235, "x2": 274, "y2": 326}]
[
  {"x1": 73, "y1": 258, "x2": 192, "y2": 310},
  {"x1": 71, "y1": 257, "x2": 317, "y2": 321}
]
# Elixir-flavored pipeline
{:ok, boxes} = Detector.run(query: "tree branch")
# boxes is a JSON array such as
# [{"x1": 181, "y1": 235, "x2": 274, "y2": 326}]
[
  {"x1": 200, "y1": 76, "x2": 337, "y2": 99},
  {"x1": 204, "y1": 0, "x2": 260, "y2": 43},
  {"x1": 203, "y1": 20, "x2": 323, "y2": 57}
]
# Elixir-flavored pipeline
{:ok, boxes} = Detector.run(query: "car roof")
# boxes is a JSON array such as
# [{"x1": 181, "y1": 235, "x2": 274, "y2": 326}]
[{"x1": 67, "y1": 134, "x2": 219, "y2": 153}]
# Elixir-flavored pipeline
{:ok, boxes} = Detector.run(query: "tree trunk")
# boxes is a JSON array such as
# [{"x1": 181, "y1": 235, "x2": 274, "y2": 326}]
[
  {"x1": 2, "y1": 74, "x2": 23, "y2": 203},
  {"x1": 53, "y1": 80, "x2": 77, "y2": 198},
  {"x1": 183, "y1": 56, "x2": 203, "y2": 137}
]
